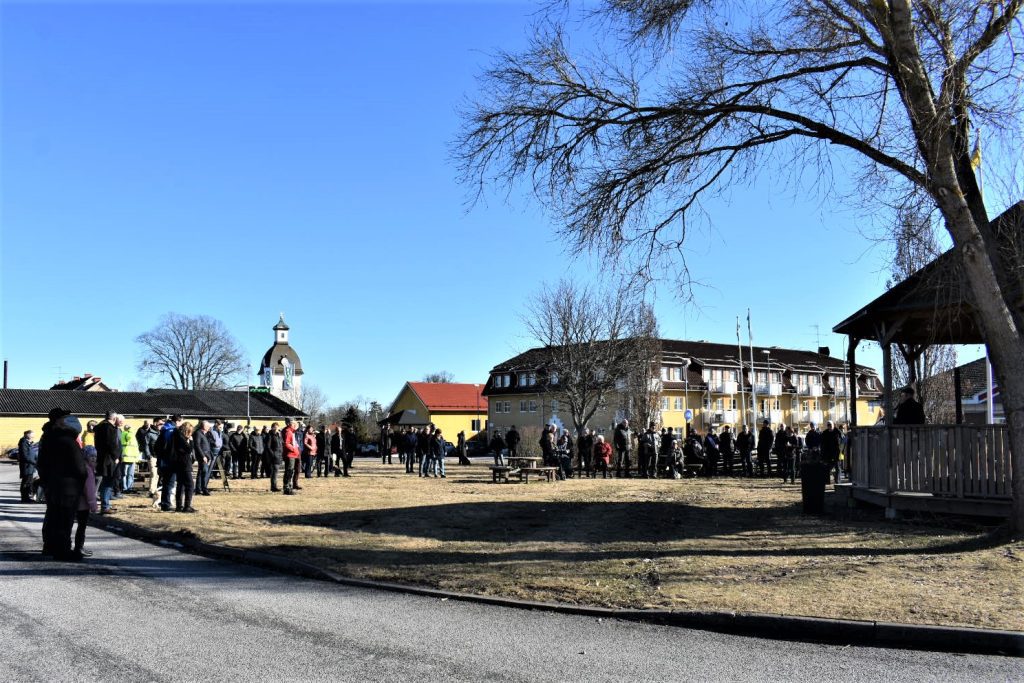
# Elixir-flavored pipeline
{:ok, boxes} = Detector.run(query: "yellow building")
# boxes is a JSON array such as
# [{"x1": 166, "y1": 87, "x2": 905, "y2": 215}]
[
  {"x1": 483, "y1": 339, "x2": 882, "y2": 435},
  {"x1": 385, "y1": 382, "x2": 487, "y2": 441},
  {"x1": 0, "y1": 388, "x2": 306, "y2": 452}
]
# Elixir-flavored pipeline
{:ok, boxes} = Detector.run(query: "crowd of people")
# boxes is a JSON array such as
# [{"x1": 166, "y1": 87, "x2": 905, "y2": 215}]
[{"x1": 483, "y1": 418, "x2": 851, "y2": 484}]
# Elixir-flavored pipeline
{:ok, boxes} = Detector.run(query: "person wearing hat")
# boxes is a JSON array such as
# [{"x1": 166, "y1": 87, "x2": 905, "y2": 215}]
[{"x1": 36, "y1": 408, "x2": 87, "y2": 560}]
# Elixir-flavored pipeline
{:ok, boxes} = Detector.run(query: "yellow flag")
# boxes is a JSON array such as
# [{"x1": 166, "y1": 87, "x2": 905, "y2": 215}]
[{"x1": 970, "y1": 133, "x2": 982, "y2": 170}]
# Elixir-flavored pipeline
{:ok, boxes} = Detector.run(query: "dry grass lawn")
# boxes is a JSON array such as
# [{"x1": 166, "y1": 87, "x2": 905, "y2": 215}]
[{"x1": 111, "y1": 460, "x2": 1023, "y2": 631}]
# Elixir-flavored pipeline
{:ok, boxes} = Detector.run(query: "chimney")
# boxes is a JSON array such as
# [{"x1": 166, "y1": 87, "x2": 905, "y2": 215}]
[
  {"x1": 84, "y1": 373, "x2": 93, "y2": 378},
  {"x1": 818, "y1": 346, "x2": 831, "y2": 357}
]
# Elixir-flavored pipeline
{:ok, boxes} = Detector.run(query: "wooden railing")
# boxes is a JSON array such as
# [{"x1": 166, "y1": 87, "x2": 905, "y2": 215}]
[{"x1": 850, "y1": 425, "x2": 1013, "y2": 500}]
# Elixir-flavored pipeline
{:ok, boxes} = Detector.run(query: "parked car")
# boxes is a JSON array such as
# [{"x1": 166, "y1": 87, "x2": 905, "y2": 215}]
[
  {"x1": 5, "y1": 447, "x2": 18, "y2": 462},
  {"x1": 357, "y1": 443, "x2": 379, "y2": 457}
]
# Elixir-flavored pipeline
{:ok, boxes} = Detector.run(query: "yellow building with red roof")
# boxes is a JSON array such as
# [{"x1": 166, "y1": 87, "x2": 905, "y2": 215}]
[{"x1": 386, "y1": 382, "x2": 487, "y2": 441}]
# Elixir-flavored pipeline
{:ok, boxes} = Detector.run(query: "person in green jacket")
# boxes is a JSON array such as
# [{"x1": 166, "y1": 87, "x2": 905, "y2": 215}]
[{"x1": 120, "y1": 420, "x2": 139, "y2": 493}]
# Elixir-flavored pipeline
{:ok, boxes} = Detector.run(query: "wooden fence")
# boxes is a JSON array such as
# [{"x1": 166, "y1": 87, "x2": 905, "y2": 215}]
[{"x1": 850, "y1": 425, "x2": 1013, "y2": 500}]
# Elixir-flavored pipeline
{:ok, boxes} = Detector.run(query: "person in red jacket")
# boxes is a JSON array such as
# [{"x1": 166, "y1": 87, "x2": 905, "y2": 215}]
[
  {"x1": 282, "y1": 418, "x2": 300, "y2": 495},
  {"x1": 592, "y1": 435, "x2": 612, "y2": 479}
]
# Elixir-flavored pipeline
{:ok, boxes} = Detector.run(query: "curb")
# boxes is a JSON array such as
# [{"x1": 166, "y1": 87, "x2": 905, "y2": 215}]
[{"x1": 89, "y1": 514, "x2": 1022, "y2": 658}]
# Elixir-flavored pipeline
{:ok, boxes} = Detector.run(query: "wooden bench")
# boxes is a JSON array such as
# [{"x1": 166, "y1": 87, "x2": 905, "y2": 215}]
[
  {"x1": 490, "y1": 465, "x2": 515, "y2": 483},
  {"x1": 519, "y1": 466, "x2": 557, "y2": 483}
]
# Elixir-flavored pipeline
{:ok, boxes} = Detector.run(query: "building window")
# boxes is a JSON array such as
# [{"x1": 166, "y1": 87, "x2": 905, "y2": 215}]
[
  {"x1": 549, "y1": 372, "x2": 559, "y2": 385},
  {"x1": 551, "y1": 399, "x2": 559, "y2": 414},
  {"x1": 728, "y1": 398, "x2": 737, "y2": 410},
  {"x1": 661, "y1": 397, "x2": 670, "y2": 410},
  {"x1": 519, "y1": 400, "x2": 528, "y2": 412},
  {"x1": 674, "y1": 397, "x2": 683, "y2": 410},
  {"x1": 504, "y1": 401, "x2": 511, "y2": 413},
  {"x1": 471, "y1": 419, "x2": 481, "y2": 430},
  {"x1": 529, "y1": 400, "x2": 538, "y2": 413},
  {"x1": 660, "y1": 367, "x2": 669, "y2": 381}
]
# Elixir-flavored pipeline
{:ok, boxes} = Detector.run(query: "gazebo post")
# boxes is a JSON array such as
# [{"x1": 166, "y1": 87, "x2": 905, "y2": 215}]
[
  {"x1": 954, "y1": 364, "x2": 964, "y2": 424},
  {"x1": 847, "y1": 337, "x2": 858, "y2": 429},
  {"x1": 882, "y1": 341, "x2": 893, "y2": 427}
]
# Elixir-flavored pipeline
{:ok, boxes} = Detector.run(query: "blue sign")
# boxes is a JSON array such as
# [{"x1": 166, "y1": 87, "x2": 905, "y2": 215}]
[{"x1": 684, "y1": 409, "x2": 694, "y2": 421}]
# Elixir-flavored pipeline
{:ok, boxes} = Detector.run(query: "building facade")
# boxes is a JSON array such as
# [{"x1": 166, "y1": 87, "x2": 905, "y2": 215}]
[
  {"x1": 483, "y1": 339, "x2": 882, "y2": 436},
  {"x1": 386, "y1": 382, "x2": 488, "y2": 440}
]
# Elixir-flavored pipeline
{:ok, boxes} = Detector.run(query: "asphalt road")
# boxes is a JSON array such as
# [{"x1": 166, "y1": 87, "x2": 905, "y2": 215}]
[{"x1": 0, "y1": 464, "x2": 1018, "y2": 682}]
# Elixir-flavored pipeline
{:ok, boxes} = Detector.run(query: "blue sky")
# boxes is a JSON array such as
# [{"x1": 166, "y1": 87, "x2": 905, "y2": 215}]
[{"x1": 1, "y1": 1, "x2": 990, "y2": 405}]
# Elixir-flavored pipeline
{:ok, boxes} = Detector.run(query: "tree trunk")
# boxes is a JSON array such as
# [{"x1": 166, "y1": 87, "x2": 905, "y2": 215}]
[{"x1": 936, "y1": 200, "x2": 1024, "y2": 535}]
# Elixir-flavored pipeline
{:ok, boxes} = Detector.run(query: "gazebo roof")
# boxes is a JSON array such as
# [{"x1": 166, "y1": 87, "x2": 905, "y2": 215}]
[
  {"x1": 378, "y1": 409, "x2": 430, "y2": 427},
  {"x1": 833, "y1": 202, "x2": 1024, "y2": 345}
]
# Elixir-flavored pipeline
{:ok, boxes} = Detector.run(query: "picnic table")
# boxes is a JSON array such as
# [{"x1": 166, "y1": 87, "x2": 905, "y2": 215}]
[{"x1": 490, "y1": 456, "x2": 557, "y2": 484}]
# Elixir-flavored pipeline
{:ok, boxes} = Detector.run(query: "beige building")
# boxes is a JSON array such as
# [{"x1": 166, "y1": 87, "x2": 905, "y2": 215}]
[{"x1": 483, "y1": 339, "x2": 882, "y2": 435}]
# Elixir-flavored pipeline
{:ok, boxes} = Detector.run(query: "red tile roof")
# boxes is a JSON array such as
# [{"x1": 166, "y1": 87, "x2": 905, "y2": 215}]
[{"x1": 407, "y1": 382, "x2": 488, "y2": 412}]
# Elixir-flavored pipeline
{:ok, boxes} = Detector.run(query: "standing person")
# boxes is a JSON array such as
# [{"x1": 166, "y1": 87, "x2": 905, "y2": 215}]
[
  {"x1": 556, "y1": 429, "x2": 575, "y2": 480},
  {"x1": 18, "y1": 429, "x2": 38, "y2": 503},
  {"x1": 505, "y1": 425, "x2": 520, "y2": 459},
  {"x1": 756, "y1": 420, "x2": 774, "y2": 477},
  {"x1": 74, "y1": 447, "x2": 98, "y2": 557},
  {"x1": 489, "y1": 430, "x2": 506, "y2": 466},
  {"x1": 637, "y1": 422, "x2": 658, "y2": 479},
  {"x1": 416, "y1": 427, "x2": 429, "y2": 473},
  {"x1": 893, "y1": 387, "x2": 926, "y2": 424},
  {"x1": 577, "y1": 428, "x2": 594, "y2": 478},
  {"x1": 282, "y1": 417, "x2": 300, "y2": 494},
  {"x1": 36, "y1": 409, "x2": 87, "y2": 560},
  {"x1": 342, "y1": 424, "x2": 358, "y2": 474},
  {"x1": 736, "y1": 425, "x2": 754, "y2": 477},
  {"x1": 120, "y1": 421, "x2": 139, "y2": 493},
  {"x1": 592, "y1": 434, "x2": 612, "y2": 479},
  {"x1": 613, "y1": 419, "x2": 633, "y2": 478},
  {"x1": 248, "y1": 425, "x2": 265, "y2": 479},
  {"x1": 429, "y1": 427, "x2": 447, "y2": 478},
  {"x1": 659, "y1": 427, "x2": 676, "y2": 479},
  {"x1": 303, "y1": 425, "x2": 318, "y2": 479},
  {"x1": 266, "y1": 423, "x2": 284, "y2": 491},
  {"x1": 456, "y1": 431, "x2": 471, "y2": 466},
  {"x1": 719, "y1": 424, "x2": 735, "y2": 476},
  {"x1": 228, "y1": 425, "x2": 247, "y2": 479},
  {"x1": 112, "y1": 416, "x2": 128, "y2": 498},
  {"x1": 211, "y1": 420, "x2": 230, "y2": 491},
  {"x1": 780, "y1": 426, "x2": 798, "y2": 484},
  {"x1": 539, "y1": 425, "x2": 556, "y2": 469},
  {"x1": 703, "y1": 428, "x2": 720, "y2": 477},
  {"x1": 193, "y1": 421, "x2": 213, "y2": 496},
  {"x1": 174, "y1": 422, "x2": 197, "y2": 513},
  {"x1": 380, "y1": 425, "x2": 393, "y2": 465},
  {"x1": 157, "y1": 416, "x2": 181, "y2": 512},
  {"x1": 93, "y1": 411, "x2": 122, "y2": 514},
  {"x1": 136, "y1": 419, "x2": 155, "y2": 496},
  {"x1": 259, "y1": 426, "x2": 270, "y2": 478},
  {"x1": 145, "y1": 418, "x2": 163, "y2": 498},
  {"x1": 772, "y1": 423, "x2": 788, "y2": 476},
  {"x1": 821, "y1": 421, "x2": 842, "y2": 484},
  {"x1": 403, "y1": 428, "x2": 418, "y2": 474},
  {"x1": 331, "y1": 425, "x2": 349, "y2": 477}
]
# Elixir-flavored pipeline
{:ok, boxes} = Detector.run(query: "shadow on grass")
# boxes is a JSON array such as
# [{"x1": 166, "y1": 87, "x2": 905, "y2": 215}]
[{"x1": 263, "y1": 499, "x2": 1008, "y2": 560}]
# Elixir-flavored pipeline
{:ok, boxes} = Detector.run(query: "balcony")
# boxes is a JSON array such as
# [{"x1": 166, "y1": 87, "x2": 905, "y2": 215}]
[
  {"x1": 712, "y1": 410, "x2": 737, "y2": 424},
  {"x1": 754, "y1": 382, "x2": 783, "y2": 396},
  {"x1": 832, "y1": 386, "x2": 850, "y2": 397},
  {"x1": 756, "y1": 410, "x2": 782, "y2": 424},
  {"x1": 800, "y1": 410, "x2": 824, "y2": 424},
  {"x1": 711, "y1": 380, "x2": 738, "y2": 395},
  {"x1": 799, "y1": 385, "x2": 823, "y2": 397}
]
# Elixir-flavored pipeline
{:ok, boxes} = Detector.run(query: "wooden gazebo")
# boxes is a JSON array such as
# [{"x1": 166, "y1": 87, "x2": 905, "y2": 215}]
[{"x1": 832, "y1": 202, "x2": 1022, "y2": 518}]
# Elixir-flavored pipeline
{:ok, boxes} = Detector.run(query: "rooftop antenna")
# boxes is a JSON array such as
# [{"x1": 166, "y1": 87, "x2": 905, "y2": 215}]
[
  {"x1": 52, "y1": 366, "x2": 64, "y2": 384},
  {"x1": 811, "y1": 324, "x2": 821, "y2": 348}
]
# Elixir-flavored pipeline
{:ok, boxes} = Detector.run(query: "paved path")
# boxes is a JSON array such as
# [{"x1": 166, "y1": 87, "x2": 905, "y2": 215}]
[{"x1": 0, "y1": 464, "x2": 1017, "y2": 682}]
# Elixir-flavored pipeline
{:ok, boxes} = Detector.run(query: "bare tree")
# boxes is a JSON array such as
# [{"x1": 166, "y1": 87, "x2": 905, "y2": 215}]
[
  {"x1": 459, "y1": 1, "x2": 1024, "y2": 530},
  {"x1": 621, "y1": 304, "x2": 662, "y2": 429},
  {"x1": 295, "y1": 383, "x2": 329, "y2": 423},
  {"x1": 526, "y1": 279, "x2": 658, "y2": 434},
  {"x1": 887, "y1": 207, "x2": 958, "y2": 421},
  {"x1": 136, "y1": 313, "x2": 246, "y2": 390},
  {"x1": 124, "y1": 380, "x2": 148, "y2": 393},
  {"x1": 422, "y1": 371, "x2": 455, "y2": 383}
]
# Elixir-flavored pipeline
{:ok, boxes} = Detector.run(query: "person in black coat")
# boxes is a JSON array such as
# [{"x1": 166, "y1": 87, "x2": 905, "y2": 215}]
[
  {"x1": 93, "y1": 411, "x2": 122, "y2": 514},
  {"x1": 18, "y1": 429, "x2": 38, "y2": 503},
  {"x1": 577, "y1": 428, "x2": 594, "y2": 478},
  {"x1": 193, "y1": 421, "x2": 213, "y2": 496},
  {"x1": 893, "y1": 387, "x2": 926, "y2": 425},
  {"x1": 36, "y1": 410, "x2": 87, "y2": 560},
  {"x1": 821, "y1": 420, "x2": 843, "y2": 484},
  {"x1": 403, "y1": 428, "x2": 418, "y2": 474},
  {"x1": 719, "y1": 425, "x2": 735, "y2": 476},
  {"x1": 173, "y1": 422, "x2": 196, "y2": 512},
  {"x1": 736, "y1": 425, "x2": 754, "y2": 477},
  {"x1": 756, "y1": 421, "x2": 774, "y2": 476},
  {"x1": 266, "y1": 423, "x2": 284, "y2": 490},
  {"x1": 315, "y1": 425, "x2": 330, "y2": 477},
  {"x1": 505, "y1": 426, "x2": 521, "y2": 459}
]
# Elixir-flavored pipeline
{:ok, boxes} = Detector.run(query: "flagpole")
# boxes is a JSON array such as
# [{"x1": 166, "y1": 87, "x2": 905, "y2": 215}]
[
  {"x1": 747, "y1": 309, "x2": 758, "y2": 448},
  {"x1": 737, "y1": 316, "x2": 747, "y2": 431}
]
